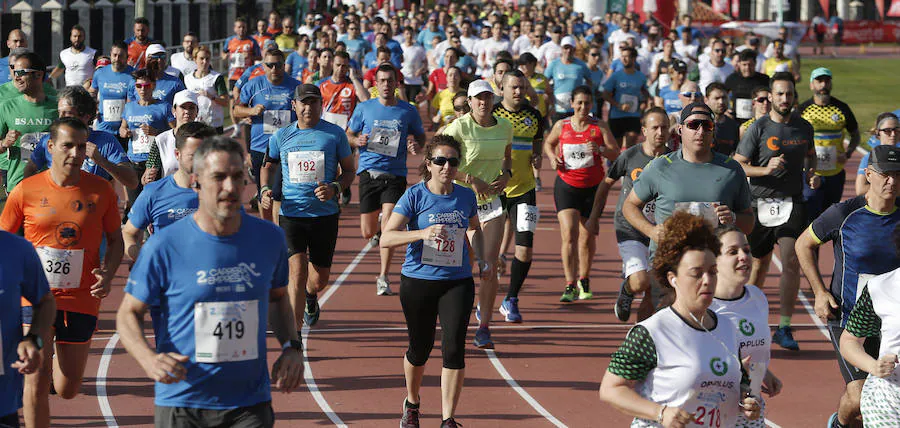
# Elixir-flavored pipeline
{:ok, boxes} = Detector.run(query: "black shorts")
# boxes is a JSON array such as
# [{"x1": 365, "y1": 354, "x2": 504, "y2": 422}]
[
  {"x1": 815, "y1": 32, "x2": 826, "y2": 43},
  {"x1": 553, "y1": 176, "x2": 597, "y2": 219},
  {"x1": 358, "y1": 170, "x2": 407, "y2": 214},
  {"x1": 155, "y1": 401, "x2": 274, "y2": 428},
  {"x1": 23, "y1": 308, "x2": 98, "y2": 344},
  {"x1": 0, "y1": 411, "x2": 17, "y2": 428},
  {"x1": 748, "y1": 198, "x2": 807, "y2": 259},
  {"x1": 828, "y1": 321, "x2": 880, "y2": 384},
  {"x1": 280, "y1": 214, "x2": 340, "y2": 267},
  {"x1": 500, "y1": 189, "x2": 537, "y2": 248},
  {"x1": 609, "y1": 117, "x2": 641, "y2": 139},
  {"x1": 250, "y1": 150, "x2": 265, "y2": 193}
]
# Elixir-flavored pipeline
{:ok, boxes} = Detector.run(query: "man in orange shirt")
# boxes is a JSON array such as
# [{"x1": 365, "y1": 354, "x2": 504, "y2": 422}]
[
  {"x1": 222, "y1": 18, "x2": 261, "y2": 89},
  {"x1": 317, "y1": 51, "x2": 368, "y2": 130},
  {"x1": 0, "y1": 117, "x2": 124, "y2": 428},
  {"x1": 126, "y1": 17, "x2": 151, "y2": 69}
]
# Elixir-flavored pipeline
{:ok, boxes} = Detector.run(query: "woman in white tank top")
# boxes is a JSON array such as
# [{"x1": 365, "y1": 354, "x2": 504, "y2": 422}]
[
  {"x1": 600, "y1": 212, "x2": 762, "y2": 427},
  {"x1": 183, "y1": 45, "x2": 228, "y2": 131}
]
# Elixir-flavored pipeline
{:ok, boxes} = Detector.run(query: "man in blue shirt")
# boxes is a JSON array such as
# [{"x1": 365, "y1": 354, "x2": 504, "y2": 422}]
[
  {"x1": 545, "y1": 36, "x2": 592, "y2": 122},
  {"x1": 417, "y1": 13, "x2": 445, "y2": 51},
  {"x1": 234, "y1": 49, "x2": 301, "y2": 221},
  {"x1": 260, "y1": 84, "x2": 355, "y2": 329},
  {"x1": 348, "y1": 63, "x2": 427, "y2": 296},
  {"x1": 0, "y1": 29, "x2": 27, "y2": 85},
  {"x1": 26, "y1": 85, "x2": 137, "y2": 189},
  {"x1": 602, "y1": 46, "x2": 648, "y2": 148},
  {"x1": 0, "y1": 231, "x2": 54, "y2": 427},
  {"x1": 117, "y1": 136, "x2": 303, "y2": 427},
  {"x1": 338, "y1": 22, "x2": 371, "y2": 65},
  {"x1": 91, "y1": 41, "x2": 135, "y2": 136}
]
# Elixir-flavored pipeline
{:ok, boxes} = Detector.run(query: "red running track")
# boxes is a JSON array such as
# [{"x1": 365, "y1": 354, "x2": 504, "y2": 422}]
[{"x1": 43, "y1": 151, "x2": 856, "y2": 427}]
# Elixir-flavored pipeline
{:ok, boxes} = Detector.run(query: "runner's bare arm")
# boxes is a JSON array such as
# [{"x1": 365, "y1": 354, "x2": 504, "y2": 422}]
[
  {"x1": 623, "y1": 191, "x2": 658, "y2": 241},
  {"x1": 93, "y1": 227, "x2": 124, "y2": 298},
  {"x1": 232, "y1": 103, "x2": 263, "y2": 120},
  {"x1": 337, "y1": 154, "x2": 356, "y2": 193},
  {"x1": 380, "y1": 213, "x2": 429, "y2": 249},
  {"x1": 598, "y1": 120, "x2": 620, "y2": 161},
  {"x1": 14, "y1": 292, "x2": 55, "y2": 374},
  {"x1": 268, "y1": 286, "x2": 303, "y2": 392},
  {"x1": 839, "y1": 329, "x2": 893, "y2": 379},
  {"x1": 733, "y1": 152, "x2": 783, "y2": 177},
  {"x1": 796, "y1": 228, "x2": 838, "y2": 320},
  {"x1": 587, "y1": 177, "x2": 616, "y2": 235},
  {"x1": 23, "y1": 160, "x2": 39, "y2": 178},
  {"x1": 468, "y1": 216, "x2": 490, "y2": 280},
  {"x1": 854, "y1": 173, "x2": 869, "y2": 196},
  {"x1": 122, "y1": 221, "x2": 145, "y2": 262},
  {"x1": 844, "y1": 129, "x2": 861, "y2": 160},
  {"x1": 542, "y1": 120, "x2": 564, "y2": 170},
  {"x1": 600, "y1": 371, "x2": 693, "y2": 426},
  {"x1": 117, "y1": 294, "x2": 189, "y2": 384}
]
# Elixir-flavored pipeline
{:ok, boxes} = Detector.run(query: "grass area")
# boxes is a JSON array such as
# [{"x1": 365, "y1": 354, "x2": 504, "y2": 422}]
[{"x1": 795, "y1": 57, "x2": 900, "y2": 129}]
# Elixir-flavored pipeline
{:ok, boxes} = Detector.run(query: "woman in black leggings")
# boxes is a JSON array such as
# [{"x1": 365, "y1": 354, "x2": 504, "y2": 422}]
[{"x1": 381, "y1": 135, "x2": 489, "y2": 428}]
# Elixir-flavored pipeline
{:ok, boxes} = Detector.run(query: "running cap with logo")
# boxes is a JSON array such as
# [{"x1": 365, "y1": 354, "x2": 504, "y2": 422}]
[
  {"x1": 680, "y1": 101, "x2": 714, "y2": 123},
  {"x1": 870, "y1": 145, "x2": 900, "y2": 173},
  {"x1": 295, "y1": 83, "x2": 322, "y2": 101},
  {"x1": 561, "y1": 36, "x2": 576, "y2": 48},
  {"x1": 146, "y1": 44, "x2": 166, "y2": 58},
  {"x1": 809, "y1": 67, "x2": 832, "y2": 82},
  {"x1": 263, "y1": 39, "x2": 278, "y2": 50},
  {"x1": 173, "y1": 90, "x2": 198, "y2": 108},
  {"x1": 467, "y1": 79, "x2": 495, "y2": 97}
]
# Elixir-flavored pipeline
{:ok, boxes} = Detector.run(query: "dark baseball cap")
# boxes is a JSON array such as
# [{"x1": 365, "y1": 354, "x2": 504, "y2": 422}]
[
  {"x1": 870, "y1": 145, "x2": 900, "y2": 173},
  {"x1": 671, "y1": 60, "x2": 687, "y2": 73},
  {"x1": 680, "y1": 102, "x2": 714, "y2": 123},
  {"x1": 295, "y1": 84, "x2": 322, "y2": 101}
]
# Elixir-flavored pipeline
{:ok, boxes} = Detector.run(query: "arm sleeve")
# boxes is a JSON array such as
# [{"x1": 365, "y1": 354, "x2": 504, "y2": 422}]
[
  {"x1": 608, "y1": 325, "x2": 658, "y2": 381},
  {"x1": 842, "y1": 102, "x2": 859, "y2": 133},
  {"x1": 20, "y1": 239, "x2": 50, "y2": 305},
  {"x1": 845, "y1": 286, "x2": 881, "y2": 338},
  {"x1": 732, "y1": 165, "x2": 752, "y2": 212},
  {"x1": 146, "y1": 141, "x2": 161, "y2": 169}
]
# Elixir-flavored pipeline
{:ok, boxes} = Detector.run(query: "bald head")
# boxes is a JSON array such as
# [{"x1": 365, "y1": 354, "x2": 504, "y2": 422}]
[{"x1": 7, "y1": 30, "x2": 26, "y2": 50}]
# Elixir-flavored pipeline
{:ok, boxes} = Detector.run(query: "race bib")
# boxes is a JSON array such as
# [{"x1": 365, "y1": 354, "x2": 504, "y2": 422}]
[
  {"x1": 620, "y1": 94, "x2": 639, "y2": 113},
  {"x1": 563, "y1": 143, "x2": 595, "y2": 170},
  {"x1": 642, "y1": 200, "x2": 656, "y2": 223},
  {"x1": 757, "y1": 197, "x2": 793, "y2": 227},
  {"x1": 735, "y1": 98, "x2": 752, "y2": 119},
  {"x1": 229, "y1": 53, "x2": 247, "y2": 70},
  {"x1": 194, "y1": 300, "x2": 259, "y2": 363},
  {"x1": 674, "y1": 201, "x2": 718, "y2": 226},
  {"x1": 321, "y1": 112, "x2": 349, "y2": 129},
  {"x1": 132, "y1": 128, "x2": 154, "y2": 154},
  {"x1": 18, "y1": 132, "x2": 47, "y2": 162},
  {"x1": 815, "y1": 145, "x2": 838, "y2": 171},
  {"x1": 555, "y1": 92, "x2": 572, "y2": 112},
  {"x1": 477, "y1": 197, "x2": 503, "y2": 223},
  {"x1": 368, "y1": 124, "x2": 401, "y2": 157},
  {"x1": 287, "y1": 150, "x2": 325, "y2": 184},
  {"x1": 516, "y1": 203, "x2": 539, "y2": 232},
  {"x1": 263, "y1": 110, "x2": 290, "y2": 134},
  {"x1": 658, "y1": 74, "x2": 671, "y2": 88},
  {"x1": 103, "y1": 99, "x2": 126, "y2": 122},
  {"x1": 421, "y1": 226, "x2": 464, "y2": 267},
  {"x1": 35, "y1": 247, "x2": 84, "y2": 290}
]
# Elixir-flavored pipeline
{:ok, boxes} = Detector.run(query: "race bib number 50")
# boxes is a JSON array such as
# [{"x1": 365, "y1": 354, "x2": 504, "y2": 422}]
[{"x1": 194, "y1": 300, "x2": 259, "y2": 363}]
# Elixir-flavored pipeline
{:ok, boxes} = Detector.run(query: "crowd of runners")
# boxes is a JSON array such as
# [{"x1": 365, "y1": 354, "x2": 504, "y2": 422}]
[{"x1": 0, "y1": 1, "x2": 898, "y2": 427}]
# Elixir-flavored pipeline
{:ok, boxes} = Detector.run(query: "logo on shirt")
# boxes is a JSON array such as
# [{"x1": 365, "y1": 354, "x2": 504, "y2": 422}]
[
  {"x1": 196, "y1": 262, "x2": 262, "y2": 288},
  {"x1": 167, "y1": 207, "x2": 198, "y2": 220},
  {"x1": 40, "y1": 197, "x2": 50, "y2": 207},
  {"x1": 102, "y1": 82, "x2": 129, "y2": 92},
  {"x1": 523, "y1": 117, "x2": 533, "y2": 127},
  {"x1": 14, "y1": 117, "x2": 53, "y2": 126},
  {"x1": 630, "y1": 167, "x2": 643, "y2": 181},
  {"x1": 427, "y1": 210, "x2": 467, "y2": 228},
  {"x1": 765, "y1": 136, "x2": 807, "y2": 151},
  {"x1": 738, "y1": 318, "x2": 755, "y2": 337},
  {"x1": 55, "y1": 222, "x2": 82, "y2": 247},
  {"x1": 70, "y1": 200, "x2": 83, "y2": 212},
  {"x1": 709, "y1": 357, "x2": 729, "y2": 376}
]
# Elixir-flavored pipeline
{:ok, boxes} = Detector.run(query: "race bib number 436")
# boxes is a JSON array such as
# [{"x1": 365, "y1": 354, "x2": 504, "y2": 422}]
[{"x1": 194, "y1": 300, "x2": 259, "y2": 363}]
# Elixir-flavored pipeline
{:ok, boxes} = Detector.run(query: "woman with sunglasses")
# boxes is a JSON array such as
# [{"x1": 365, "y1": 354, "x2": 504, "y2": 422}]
[
  {"x1": 544, "y1": 85, "x2": 618, "y2": 303},
  {"x1": 855, "y1": 112, "x2": 900, "y2": 195},
  {"x1": 600, "y1": 212, "x2": 762, "y2": 427},
  {"x1": 710, "y1": 225, "x2": 783, "y2": 427},
  {"x1": 381, "y1": 135, "x2": 487, "y2": 428}
]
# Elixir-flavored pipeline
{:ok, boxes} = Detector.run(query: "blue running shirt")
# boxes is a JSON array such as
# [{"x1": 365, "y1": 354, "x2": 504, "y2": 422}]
[{"x1": 348, "y1": 99, "x2": 425, "y2": 176}]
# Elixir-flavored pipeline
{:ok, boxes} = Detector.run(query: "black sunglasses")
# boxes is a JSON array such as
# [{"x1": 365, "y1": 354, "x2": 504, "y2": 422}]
[
  {"x1": 429, "y1": 156, "x2": 460, "y2": 167},
  {"x1": 684, "y1": 119, "x2": 714, "y2": 132},
  {"x1": 880, "y1": 127, "x2": 900, "y2": 135},
  {"x1": 264, "y1": 62, "x2": 284, "y2": 68}
]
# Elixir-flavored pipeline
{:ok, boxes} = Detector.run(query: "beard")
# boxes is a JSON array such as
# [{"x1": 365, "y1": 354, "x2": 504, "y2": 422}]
[{"x1": 72, "y1": 42, "x2": 84, "y2": 50}]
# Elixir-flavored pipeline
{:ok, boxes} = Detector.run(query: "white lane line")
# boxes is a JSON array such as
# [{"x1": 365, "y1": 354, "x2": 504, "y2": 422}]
[
  {"x1": 484, "y1": 349, "x2": 567, "y2": 428},
  {"x1": 771, "y1": 255, "x2": 830, "y2": 340},
  {"x1": 96, "y1": 333, "x2": 120, "y2": 427},
  {"x1": 301, "y1": 240, "x2": 375, "y2": 428},
  {"x1": 766, "y1": 418, "x2": 783, "y2": 428}
]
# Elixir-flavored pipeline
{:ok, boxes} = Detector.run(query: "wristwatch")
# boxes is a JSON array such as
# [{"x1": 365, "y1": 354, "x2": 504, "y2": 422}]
[
  {"x1": 282, "y1": 339, "x2": 302, "y2": 353},
  {"x1": 24, "y1": 333, "x2": 42, "y2": 350}
]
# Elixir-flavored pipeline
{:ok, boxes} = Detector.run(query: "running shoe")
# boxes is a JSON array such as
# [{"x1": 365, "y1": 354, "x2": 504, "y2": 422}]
[
  {"x1": 614, "y1": 280, "x2": 635, "y2": 322},
  {"x1": 499, "y1": 297, "x2": 522, "y2": 323},
  {"x1": 559, "y1": 284, "x2": 577, "y2": 303},
  {"x1": 577, "y1": 278, "x2": 593, "y2": 300},
  {"x1": 440, "y1": 418, "x2": 462, "y2": 427},
  {"x1": 473, "y1": 326, "x2": 494, "y2": 349},
  {"x1": 304, "y1": 298, "x2": 320, "y2": 327},
  {"x1": 400, "y1": 399, "x2": 420, "y2": 428},
  {"x1": 376, "y1": 276, "x2": 393, "y2": 296},
  {"x1": 370, "y1": 231, "x2": 382, "y2": 246},
  {"x1": 827, "y1": 412, "x2": 838, "y2": 428},
  {"x1": 341, "y1": 188, "x2": 351, "y2": 207},
  {"x1": 534, "y1": 176, "x2": 542, "y2": 192},
  {"x1": 772, "y1": 326, "x2": 800, "y2": 351}
]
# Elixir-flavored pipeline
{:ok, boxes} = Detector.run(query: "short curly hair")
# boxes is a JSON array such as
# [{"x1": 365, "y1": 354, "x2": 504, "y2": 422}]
[{"x1": 652, "y1": 211, "x2": 722, "y2": 288}]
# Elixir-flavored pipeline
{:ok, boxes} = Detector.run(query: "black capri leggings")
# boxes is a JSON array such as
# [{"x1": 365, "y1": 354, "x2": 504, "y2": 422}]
[{"x1": 400, "y1": 275, "x2": 475, "y2": 370}]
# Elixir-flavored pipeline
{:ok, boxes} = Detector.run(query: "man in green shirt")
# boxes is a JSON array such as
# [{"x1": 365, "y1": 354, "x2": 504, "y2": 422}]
[
  {"x1": 0, "y1": 49, "x2": 57, "y2": 103},
  {"x1": 0, "y1": 52, "x2": 58, "y2": 192}
]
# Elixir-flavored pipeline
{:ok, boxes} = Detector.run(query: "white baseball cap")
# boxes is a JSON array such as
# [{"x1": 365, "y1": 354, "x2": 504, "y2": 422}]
[
  {"x1": 467, "y1": 79, "x2": 494, "y2": 98},
  {"x1": 146, "y1": 43, "x2": 166, "y2": 57},
  {"x1": 591, "y1": 16, "x2": 603, "y2": 23},
  {"x1": 173, "y1": 90, "x2": 199, "y2": 108},
  {"x1": 561, "y1": 36, "x2": 576, "y2": 48}
]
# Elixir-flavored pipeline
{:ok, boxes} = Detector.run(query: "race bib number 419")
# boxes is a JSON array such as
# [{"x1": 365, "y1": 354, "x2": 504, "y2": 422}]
[{"x1": 194, "y1": 300, "x2": 259, "y2": 363}]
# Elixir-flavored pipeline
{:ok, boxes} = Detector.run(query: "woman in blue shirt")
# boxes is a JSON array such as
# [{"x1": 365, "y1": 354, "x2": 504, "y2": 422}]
[{"x1": 381, "y1": 135, "x2": 487, "y2": 428}]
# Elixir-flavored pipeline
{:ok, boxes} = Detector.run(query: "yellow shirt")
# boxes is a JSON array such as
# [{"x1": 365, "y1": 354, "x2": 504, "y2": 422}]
[
  {"x1": 431, "y1": 88, "x2": 456, "y2": 127},
  {"x1": 799, "y1": 98, "x2": 858, "y2": 176},
  {"x1": 493, "y1": 103, "x2": 545, "y2": 198},
  {"x1": 763, "y1": 57, "x2": 794, "y2": 77},
  {"x1": 441, "y1": 114, "x2": 513, "y2": 202},
  {"x1": 528, "y1": 73, "x2": 550, "y2": 117}
]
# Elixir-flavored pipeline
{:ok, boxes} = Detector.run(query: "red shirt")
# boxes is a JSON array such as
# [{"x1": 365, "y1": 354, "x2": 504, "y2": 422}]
[
  {"x1": 429, "y1": 68, "x2": 448, "y2": 93},
  {"x1": 556, "y1": 118, "x2": 606, "y2": 188},
  {"x1": 127, "y1": 39, "x2": 150, "y2": 69},
  {"x1": 363, "y1": 67, "x2": 405, "y2": 87}
]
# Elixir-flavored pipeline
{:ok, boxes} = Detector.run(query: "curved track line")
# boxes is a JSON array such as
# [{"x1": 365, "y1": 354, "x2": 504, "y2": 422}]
[
  {"x1": 302, "y1": 240, "x2": 374, "y2": 427},
  {"x1": 483, "y1": 349, "x2": 567, "y2": 427},
  {"x1": 97, "y1": 332, "x2": 120, "y2": 427}
]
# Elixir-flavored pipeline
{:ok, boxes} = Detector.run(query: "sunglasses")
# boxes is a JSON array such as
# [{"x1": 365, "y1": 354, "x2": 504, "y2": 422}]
[
  {"x1": 590, "y1": 53, "x2": 601, "y2": 57},
  {"x1": 713, "y1": 49, "x2": 725, "y2": 53},
  {"x1": 754, "y1": 96, "x2": 770, "y2": 103},
  {"x1": 13, "y1": 68, "x2": 40, "y2": 77},
  {"x1": 880, "y1": 127, "x2": 900, "y2": 135},
  {"x1": 680, "y1": 91, "x2": 703, "y2": 98},
  {"x1": 684, "y1": 119, "x2": 714, "y2": 132},
  {"x1": 135, "y1": 82, "x2": 153, "y2": 88},
  {"x1": 264, "y1": 62, "x2": 284, "y2": 68},
  {"x1": 453, "y1": 104, "x2": 469, "y2": 112},
  {"x1": 429, "y1": 156, "x2": 460, "y2": 167}
]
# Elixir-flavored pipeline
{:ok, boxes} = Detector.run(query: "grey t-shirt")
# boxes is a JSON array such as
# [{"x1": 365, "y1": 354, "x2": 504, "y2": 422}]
[
  {"x1": 713, "y1": 116, "x2": 740, "y2": 156},
  {"x1": 735, "y1": 114, "x2": 814, "y2": 199},
  {"x1": 631, "y1": 149, "x2": 752, "y2": 246},
  {"x1": 609, "y1": 144, "x2": 669, "y2": 244}
]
